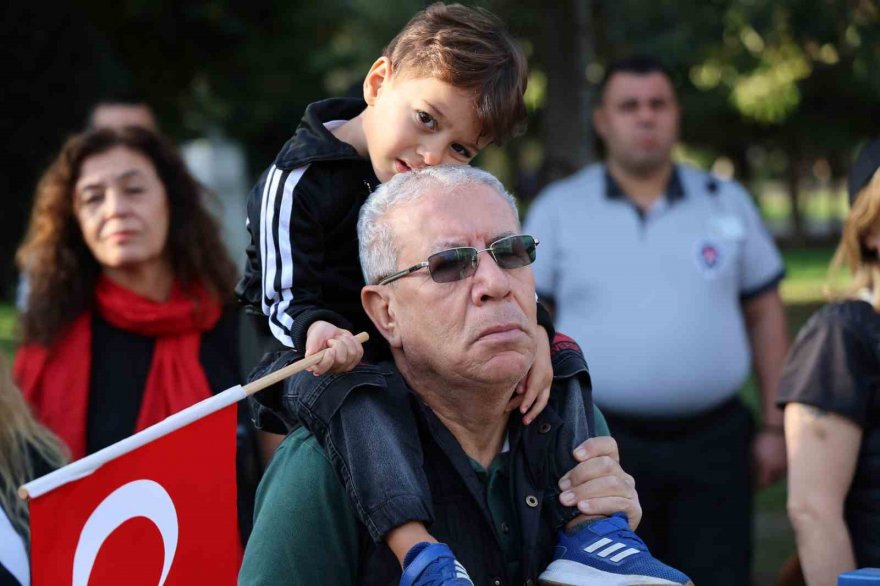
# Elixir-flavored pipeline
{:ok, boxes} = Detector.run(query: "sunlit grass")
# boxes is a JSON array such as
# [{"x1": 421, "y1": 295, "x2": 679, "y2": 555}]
[{"x1": 779, "y1": 247, "x2": 851, "y2": 304}]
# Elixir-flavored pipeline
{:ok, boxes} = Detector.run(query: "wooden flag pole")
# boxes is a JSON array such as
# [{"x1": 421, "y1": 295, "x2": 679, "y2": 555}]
[
  {"x1": 19, "y1": 332, "x2": 369, "y2": 501},
  {"x1": 242, "y1": 331, "x2": 369, "y2": 397}
]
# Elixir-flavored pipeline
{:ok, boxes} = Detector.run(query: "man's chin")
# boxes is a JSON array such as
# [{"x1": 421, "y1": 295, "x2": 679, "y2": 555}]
[{"x1": 472, "y1": 351, "x2": 533, "y2": 385}]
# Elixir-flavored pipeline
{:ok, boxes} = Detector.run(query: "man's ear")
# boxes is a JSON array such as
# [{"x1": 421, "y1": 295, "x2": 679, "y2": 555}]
[
  {"x1": 593, "y1": 106, "x2": 607, "y2": 140},
  {"x1": 361, "y1": 285, "x2": 402, "y2": 348},
  {"x1": 363, "y1": 57, "x2": 393, "y2": 106}
]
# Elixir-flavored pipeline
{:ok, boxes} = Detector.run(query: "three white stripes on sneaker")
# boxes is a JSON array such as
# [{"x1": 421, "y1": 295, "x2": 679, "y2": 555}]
[{"x1": 584, "y1": 538, "x2": 640, "y2": 562}]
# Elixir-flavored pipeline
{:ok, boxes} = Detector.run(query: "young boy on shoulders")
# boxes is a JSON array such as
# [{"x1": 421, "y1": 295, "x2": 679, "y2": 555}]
[{"x1": 237, "y1": 4, "x2": 691, "y2": 585}]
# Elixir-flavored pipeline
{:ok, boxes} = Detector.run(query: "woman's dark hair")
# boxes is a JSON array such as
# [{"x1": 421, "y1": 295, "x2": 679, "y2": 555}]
[{"x1": 17, "y1": 127, "x2": 238, "y2": 345}]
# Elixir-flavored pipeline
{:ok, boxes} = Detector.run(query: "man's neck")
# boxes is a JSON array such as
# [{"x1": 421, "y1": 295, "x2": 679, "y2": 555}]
[
  {"x1": 398, "y1": 361, "x2": 515, "y2": 469},
  {"x1": 607, "y1": 159, "x2": 674, "y2": 211}
]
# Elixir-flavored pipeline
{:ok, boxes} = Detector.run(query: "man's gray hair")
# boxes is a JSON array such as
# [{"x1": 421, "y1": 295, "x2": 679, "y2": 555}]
[{"x1": 358, "y1": 165, "x2": 520, "y2": 285}]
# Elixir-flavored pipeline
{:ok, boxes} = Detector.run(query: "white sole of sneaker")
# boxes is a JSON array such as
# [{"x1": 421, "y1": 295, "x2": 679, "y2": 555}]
[{"x1": 538, "y1": 559, "x2": 695, "y2": 586}]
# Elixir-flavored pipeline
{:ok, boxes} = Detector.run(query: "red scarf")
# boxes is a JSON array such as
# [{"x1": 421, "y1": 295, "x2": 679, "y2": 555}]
[{"x1": 14, "y1": 275, "x2": 222, "y2": 460}]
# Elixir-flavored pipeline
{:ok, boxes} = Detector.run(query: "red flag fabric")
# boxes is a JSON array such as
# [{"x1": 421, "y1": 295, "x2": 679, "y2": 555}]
[{"x1": 28, "y1": 404, "x2": 239, "y2": 586}]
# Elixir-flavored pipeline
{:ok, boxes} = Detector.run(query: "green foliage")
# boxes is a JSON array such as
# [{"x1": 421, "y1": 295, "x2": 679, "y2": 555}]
[
  {"x1": 0, "y1": 304, "x2": 15, "y2": 361},
  {"x1": 583, "y1": 0, "x2": 880, "y2": 164}
]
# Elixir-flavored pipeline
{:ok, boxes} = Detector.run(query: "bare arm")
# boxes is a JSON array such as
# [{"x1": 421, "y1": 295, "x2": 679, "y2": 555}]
[
  {"x1": 743, "y1": 288, "x2": 789, "y2": 487},
  {"x1": 785, "y1": 403, "x2": 861, "y2": 585}
]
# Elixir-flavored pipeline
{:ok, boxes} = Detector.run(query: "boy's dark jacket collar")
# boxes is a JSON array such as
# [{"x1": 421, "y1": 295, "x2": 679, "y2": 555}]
[{"x1": 274, "y1": 98, "x2": 371, "y2": 171}]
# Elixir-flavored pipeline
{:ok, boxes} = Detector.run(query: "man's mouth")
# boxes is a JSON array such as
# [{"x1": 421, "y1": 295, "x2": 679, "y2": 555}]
[{"x1": 476, "y1": 323, "x2": 527, "y2": 343}]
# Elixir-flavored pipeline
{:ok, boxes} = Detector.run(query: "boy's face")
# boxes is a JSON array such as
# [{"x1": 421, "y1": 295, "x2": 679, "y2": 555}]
[{"x1": 362, "y1": 58, "x2": 490, "y2": 182}]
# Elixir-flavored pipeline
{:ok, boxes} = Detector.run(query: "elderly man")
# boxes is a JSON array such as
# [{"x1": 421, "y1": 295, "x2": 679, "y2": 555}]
[{"x1": 239, "y1": 166, "x2": 692, "y2": 586}]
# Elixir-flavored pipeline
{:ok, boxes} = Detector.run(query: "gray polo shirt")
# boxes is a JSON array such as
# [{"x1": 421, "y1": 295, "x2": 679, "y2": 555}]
[{"x1": 525, "y1": 163, "x2": 784, "y2": 417}]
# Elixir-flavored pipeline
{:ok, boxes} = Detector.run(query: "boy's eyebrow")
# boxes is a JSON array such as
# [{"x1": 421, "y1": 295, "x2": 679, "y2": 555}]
[
  {"x1": 424, "y1": 100, "x2": 482, "y2": 152},
  {"x1": 424, "y1": 100, "x2": 447, "y2": 121}
]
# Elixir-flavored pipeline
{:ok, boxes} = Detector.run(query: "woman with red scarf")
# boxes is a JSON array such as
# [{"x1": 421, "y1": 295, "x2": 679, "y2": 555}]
[{"x1": 11, "y1": 127, "x2": 259, "y2": 540}]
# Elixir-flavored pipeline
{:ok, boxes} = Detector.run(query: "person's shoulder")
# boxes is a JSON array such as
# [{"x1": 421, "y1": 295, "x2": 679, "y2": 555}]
[
  {"x1": 241, "y1": 426, "x2": 361, "y2": 585},
  {"x1": 785, "y1": 300, "x2": 880, "y2": 366},
  {"x1": 259, "y1": 427, "x2": 336, "y2": 496},
  {"x1": 276, "y1": 426, "x2": 330, "y2": 462},
  {"x1": 271, "y1": 98, "x2": 366, "y2": 171},
  {"x1": 807, "y1": 299, "x2": 880, "y2": 339},
  {"x1": 675, "y1": 163, "x2": 740, "y2": 199},
  {"x1": 531, "y1": 164, "x2": 604, "y2": 209}
]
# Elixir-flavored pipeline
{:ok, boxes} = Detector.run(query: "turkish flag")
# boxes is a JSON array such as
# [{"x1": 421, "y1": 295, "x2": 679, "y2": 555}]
[{"x1": 28, "y1": 404, "x2": 239, "y2": 585}]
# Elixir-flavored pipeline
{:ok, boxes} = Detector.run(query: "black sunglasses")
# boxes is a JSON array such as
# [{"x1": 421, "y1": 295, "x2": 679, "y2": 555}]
[{"x1": 377, "y1": 234, "x2": 539, "y2": 286}]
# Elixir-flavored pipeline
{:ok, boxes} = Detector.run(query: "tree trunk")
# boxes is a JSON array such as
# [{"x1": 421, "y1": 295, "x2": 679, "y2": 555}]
[
  {"x1": 538, "y1": 0, "x2": 594, "y2": 187},
  {"x1": 787, "y1": 152, "x2": 805, "y2": 245}
]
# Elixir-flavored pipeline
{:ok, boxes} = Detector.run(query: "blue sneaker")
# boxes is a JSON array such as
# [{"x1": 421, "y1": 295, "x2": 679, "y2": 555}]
[
  {"x1": 400, "y1": 542, "x2": 474, "y2": 586},
  {"x1": 538, "y1": 513, "x2": 694, "y2": 586}
]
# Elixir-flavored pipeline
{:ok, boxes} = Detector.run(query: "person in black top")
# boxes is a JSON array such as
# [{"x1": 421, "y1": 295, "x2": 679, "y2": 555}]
[{"x1": 779, "y1": 138, "x2": 880, "y2": 583}]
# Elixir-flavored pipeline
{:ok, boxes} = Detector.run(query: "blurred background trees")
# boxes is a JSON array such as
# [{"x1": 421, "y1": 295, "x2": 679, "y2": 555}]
[{"x1": 1, "y1": 0, "x2": 879, "y2": 296}]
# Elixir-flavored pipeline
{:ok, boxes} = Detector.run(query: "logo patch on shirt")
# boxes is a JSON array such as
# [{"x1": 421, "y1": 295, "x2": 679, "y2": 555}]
[{"x1": 695, "y1": 240, "x2": 724, "y2": 277}]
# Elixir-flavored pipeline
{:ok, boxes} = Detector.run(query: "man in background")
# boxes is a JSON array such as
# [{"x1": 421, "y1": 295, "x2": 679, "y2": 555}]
[
  {"x1": 86, "y1": 91, "x2": 158, "y2": 132},
  {"x1": 525, "y1": 56, "x2": 789, "y2": 585}
]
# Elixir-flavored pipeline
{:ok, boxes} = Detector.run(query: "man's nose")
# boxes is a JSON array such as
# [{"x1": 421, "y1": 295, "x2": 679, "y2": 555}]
[
  {"x1": 471, "y1": 253, "x2": 511, "y2": 304},
  {"x1": 636, "y1": 103, "x2": 656, "y2": 124}
]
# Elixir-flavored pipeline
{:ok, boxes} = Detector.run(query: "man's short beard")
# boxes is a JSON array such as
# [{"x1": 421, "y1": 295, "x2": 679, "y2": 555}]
[{"x1": 617, "y1": 153, "x2": 670, "y2": 178}]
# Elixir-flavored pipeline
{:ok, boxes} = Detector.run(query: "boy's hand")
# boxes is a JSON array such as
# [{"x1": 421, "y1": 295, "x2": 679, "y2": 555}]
[
  {"x1": 558, "y1": 436, "x2": 641, "y2": 531},
  {"x1": 506, "y1": 325, "x2": 552, "y2": 425},
  {"x1": 305, "y1": 321, "x2": 364, "y2": 375}
]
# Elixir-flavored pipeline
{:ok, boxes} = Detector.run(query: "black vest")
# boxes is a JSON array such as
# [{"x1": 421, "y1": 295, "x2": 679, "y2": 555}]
[
  {"x1": 357, "y1": 339, "x2": 594, "y2": 585},
  {"x1": 250, "y1": 336, "x2": 595, "y2": 585},
  {"x1": 357, "y1": 395, "x2": 563, "y2": 585}
]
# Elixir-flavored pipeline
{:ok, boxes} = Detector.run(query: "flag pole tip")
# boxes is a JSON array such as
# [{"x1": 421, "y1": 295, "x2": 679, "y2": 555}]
[{"x1": 17, "y1": 485, "x2": 30, "y2": 501}]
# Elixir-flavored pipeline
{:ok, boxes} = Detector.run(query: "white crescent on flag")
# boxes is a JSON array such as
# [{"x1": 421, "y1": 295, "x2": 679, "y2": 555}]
[{"x1": 72, "y1": 479, "x2": 179, "y2": 586}]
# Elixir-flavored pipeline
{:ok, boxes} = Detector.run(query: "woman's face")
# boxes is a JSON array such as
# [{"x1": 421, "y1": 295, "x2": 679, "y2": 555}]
[{"x1": 74, "y1": 146, "x2": 170, "y2": 272}]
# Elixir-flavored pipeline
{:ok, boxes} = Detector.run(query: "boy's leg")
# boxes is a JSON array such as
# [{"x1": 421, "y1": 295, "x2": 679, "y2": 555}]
[
  {"x1": 280, "y1": 364, "x2": 434, "y2": 544},
  {"x1": 539, "y1": 376, "x2": 693, "y2": 586},
  {"x1": 248, "y1": 349, "x2": 302, "y2": 434},
  {"x1": 251, "y1": 352, "x2": 476, "y2": 582}
]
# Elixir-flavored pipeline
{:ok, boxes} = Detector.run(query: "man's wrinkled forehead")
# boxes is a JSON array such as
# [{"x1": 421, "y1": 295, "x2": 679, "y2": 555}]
[{"x1": 390, "y1": 185, "x2": 519, "y2": 251}]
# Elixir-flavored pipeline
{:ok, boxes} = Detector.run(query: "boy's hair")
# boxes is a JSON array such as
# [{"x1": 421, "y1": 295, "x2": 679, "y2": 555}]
[
  {"x1": 383, "y1": 2, "x2": 528, "y2": 145},
  {"x1": 597, "y1": 55, "x2": 675, "y2": 101}
]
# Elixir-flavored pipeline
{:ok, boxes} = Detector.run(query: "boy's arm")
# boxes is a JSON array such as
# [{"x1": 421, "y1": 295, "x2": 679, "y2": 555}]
[
  {"x1": 256, "y1": 167, "x2": 353, "y2": 350},
  {"x1": 509, "y1": 298, "x2": 556, "y2": 423}
]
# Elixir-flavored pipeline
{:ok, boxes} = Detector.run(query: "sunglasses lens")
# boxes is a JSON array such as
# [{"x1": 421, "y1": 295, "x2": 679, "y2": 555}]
[
  {"x1": 493, "y1": 235, "x2": 537, "y2": 269},
  {"x1": 428, "y1": 248, "x2": 477, "y2": 283}
]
